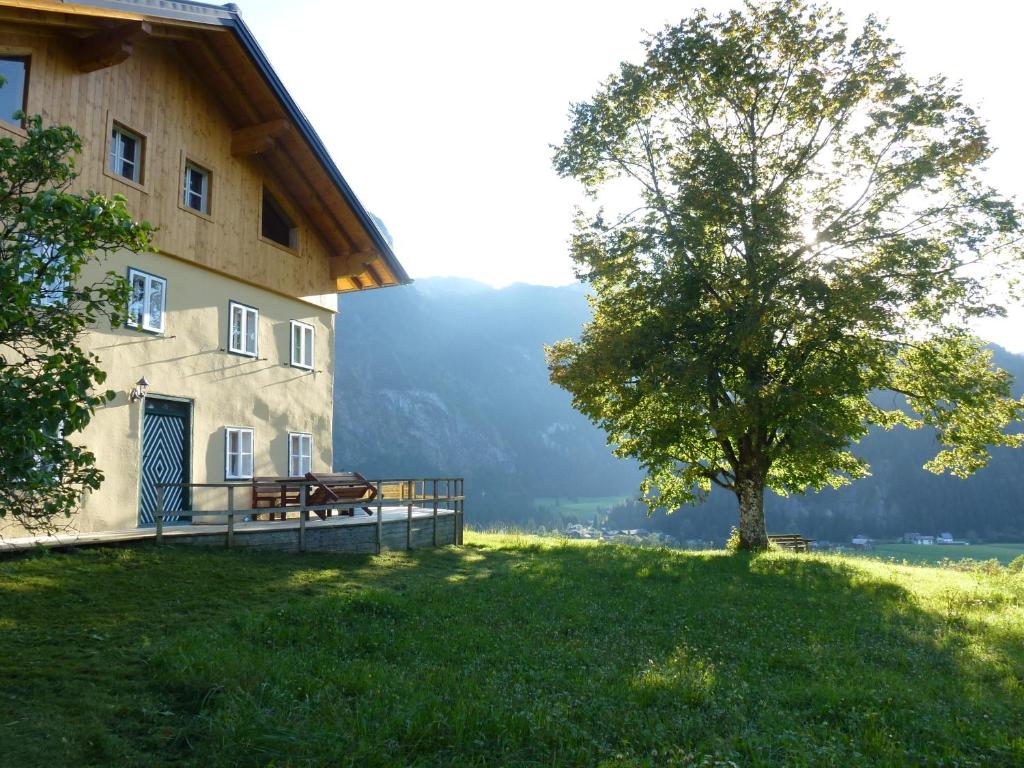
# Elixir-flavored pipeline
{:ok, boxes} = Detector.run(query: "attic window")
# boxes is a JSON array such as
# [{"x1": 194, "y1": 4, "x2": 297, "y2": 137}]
[
  {"x1": 109, "y1": 123, "x2": 144, "y2": 183},
  {"x1": 261, "y1": 187, "x2": 296, "y2": 249}
]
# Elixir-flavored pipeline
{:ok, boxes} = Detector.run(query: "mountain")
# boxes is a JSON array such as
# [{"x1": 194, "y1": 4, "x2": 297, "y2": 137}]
[
  {"x1": 334, "y1": 277, "x2": 1024, "y2": 540},
  {"x1": 332, "y1": 278, "x2": 643, "y2": 524}
]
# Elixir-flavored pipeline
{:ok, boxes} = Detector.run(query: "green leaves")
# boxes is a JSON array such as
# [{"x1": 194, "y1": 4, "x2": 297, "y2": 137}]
[
  {"x1": 548, "y1": 0, "x2": 1024, "y2": 541},
  {"x1": 0, "y1": 113, "x2": 153, "y2": 532}
]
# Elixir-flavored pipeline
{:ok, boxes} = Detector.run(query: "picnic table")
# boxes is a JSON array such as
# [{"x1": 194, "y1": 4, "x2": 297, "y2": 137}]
[{"x1": 250, "y1": 471, "x2": 377, "y2": 520}]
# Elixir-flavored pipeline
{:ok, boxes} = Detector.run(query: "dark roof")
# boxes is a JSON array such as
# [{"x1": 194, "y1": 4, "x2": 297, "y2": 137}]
[{"x1": 65, "y1": 0, "x2": 410, "y2": 286}]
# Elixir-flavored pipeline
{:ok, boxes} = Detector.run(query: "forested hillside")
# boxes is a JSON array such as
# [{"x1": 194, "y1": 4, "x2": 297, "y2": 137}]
[
  {"x1": 332, "y1": 278, "x2": 643, "y2": 524},
  {"x1": 334, "y1": 278, "x2": 1024, "y2": 540}
]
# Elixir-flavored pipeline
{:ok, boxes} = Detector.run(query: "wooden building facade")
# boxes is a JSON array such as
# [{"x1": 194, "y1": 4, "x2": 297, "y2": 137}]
[{"x1": 0, "y1": 0, "x2": 411, "y2": 534}]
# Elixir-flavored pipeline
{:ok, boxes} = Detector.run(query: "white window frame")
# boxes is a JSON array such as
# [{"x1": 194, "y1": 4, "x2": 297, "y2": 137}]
[
  {"x1": 290, "y1": 320, "x2": 314, "y2": 370},
  {"x1": 22, "y1": 242, "x2": 67, "y2": 307},
  {"x1": 224, "y1": 426, "x2": 254, "y2": 480},
  {"x1": 109, "y1": 124, "x2": 143, "y2": 183},
  {"x1": 228, "y1": 301, "x2": 258, "y2": 357},
  {"x1": 126, "y1": 267, "x2": 166, "y2": 333},
  {"x1": 182, "y1": 161, "x2": 210, "y2": 214},
  {"x1": 288, "y1": 432, "x2": 312, "y2": 477}
]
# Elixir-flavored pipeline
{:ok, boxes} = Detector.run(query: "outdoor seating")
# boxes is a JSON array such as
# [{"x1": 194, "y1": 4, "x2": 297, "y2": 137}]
[
  {"x1": 304, "y1": 471, "x2": 377, "y2": 518},
  {"x1": 249, "y1": 472, "x2": 377, "y2": 521},
  {"x1": 768, "y1": 533, "x2": 815, "y2": 553}
]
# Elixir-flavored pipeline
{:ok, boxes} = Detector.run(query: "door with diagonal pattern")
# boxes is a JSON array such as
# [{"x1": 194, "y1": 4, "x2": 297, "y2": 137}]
[{"x1": 139, "y1": 397, "x2": 192, "y2": 526}]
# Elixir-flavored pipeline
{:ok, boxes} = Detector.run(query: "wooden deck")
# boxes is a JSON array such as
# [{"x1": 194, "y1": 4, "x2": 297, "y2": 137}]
[{"x1": 0, "y1": 506, "x2": 461, "y2": 555}]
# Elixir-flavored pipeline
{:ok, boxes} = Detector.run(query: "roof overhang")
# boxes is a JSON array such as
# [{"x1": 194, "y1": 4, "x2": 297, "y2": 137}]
[{"x1": 2, "y1": 0, "x2": 411, "y2": 292}]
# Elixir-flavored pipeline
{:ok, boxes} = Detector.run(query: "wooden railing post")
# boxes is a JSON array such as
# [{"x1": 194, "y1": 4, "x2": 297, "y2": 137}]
[
  {"x1": 375, "y1": 480, "x2": 383, "y2": 554},
  {"x1": 299, "y1": 484, "x2": 308, "y2": 553},
  {"x1": 457, "y1": 478, "x2": 464, "y2": 545},
  {"x1": 406, "y1": 480, "x2": 414, "y2": 550},
  {"x1": 227, "y1": 485, "x2": 235, "y2": 549},
  {"x1": 432, "y1": 478, "x2": 439, "y2": 547},
  {"x1": 155, "y1": 485, "x2": 165, "y2": 544}
]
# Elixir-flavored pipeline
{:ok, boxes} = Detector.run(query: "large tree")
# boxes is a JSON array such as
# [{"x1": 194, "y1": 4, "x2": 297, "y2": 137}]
[
  {"x1": 0, "y1": 114, "x2": 152, "y2": 533},
  {"x1": 547, "y1": 0, "x2": 1024, "y2": 549}
]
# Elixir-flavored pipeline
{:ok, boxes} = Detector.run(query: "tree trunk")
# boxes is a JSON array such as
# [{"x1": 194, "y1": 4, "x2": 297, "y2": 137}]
[{"x1": 735, "y1": 473, "x2": 769, "y2": 551}]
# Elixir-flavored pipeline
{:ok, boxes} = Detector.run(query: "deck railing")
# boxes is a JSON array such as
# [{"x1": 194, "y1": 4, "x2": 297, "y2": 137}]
[{"x1": 153, "y1": 477, "x2": 465, "y2": 552}]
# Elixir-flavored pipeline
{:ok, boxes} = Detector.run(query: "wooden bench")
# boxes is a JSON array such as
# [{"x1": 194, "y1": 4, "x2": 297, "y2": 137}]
[
  {"x1": 768, "y1": 533, "x2": 815, "y2": 553},
  {"x1": 251, "y1": 476, "x2": 302, "y2": 520},
  {"x1": 249, "y1": 472, "x2": 377, "y2": 521}
]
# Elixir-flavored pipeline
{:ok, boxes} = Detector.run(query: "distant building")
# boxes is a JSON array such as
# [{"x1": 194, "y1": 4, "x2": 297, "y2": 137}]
[
  {"x1": 851, "y1": 535, "x2": 873, "y2": 550},
  {"x1": 937, "y1": 532, "x2": 954, "y2": 544},
  {"x1": 904, "y1": 533, "x2": 935, "y2": 545}
]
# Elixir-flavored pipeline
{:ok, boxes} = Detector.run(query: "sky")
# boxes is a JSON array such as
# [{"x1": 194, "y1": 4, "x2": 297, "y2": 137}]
[{"x1": 238, "y1": 0, "x2": 1023, "y2": 352}]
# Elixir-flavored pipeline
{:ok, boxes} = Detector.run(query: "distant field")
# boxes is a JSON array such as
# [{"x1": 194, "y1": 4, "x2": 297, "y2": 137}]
[
  {"x1": 861, "y1": 542, "x2": 1024, "y2": 565},
  {"x1": 532, "y1": 495, "x2": 631, "y2": 517}
]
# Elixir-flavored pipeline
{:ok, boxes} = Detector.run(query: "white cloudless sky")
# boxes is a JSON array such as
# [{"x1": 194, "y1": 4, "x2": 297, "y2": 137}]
[{"x1": 238, "y1": 0, "x2": 1022, "y2": 351}]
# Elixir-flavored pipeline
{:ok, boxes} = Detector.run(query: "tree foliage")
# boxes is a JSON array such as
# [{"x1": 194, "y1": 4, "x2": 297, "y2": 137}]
[
  {"x1": 548, "y1": 0, "x2": 1024, "y2": 548},
  {"x1": 0, "y1": 114, "x2": 152, "y2": 532}
]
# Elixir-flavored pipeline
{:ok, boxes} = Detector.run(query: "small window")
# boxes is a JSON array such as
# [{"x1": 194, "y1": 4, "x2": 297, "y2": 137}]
[
  {"x1": 0, "y1": 56, "x2": 29, "y2": 127},
  {"x1": 261, "y1": 187, "x2": 296, "y2": 248},
  {"x1": 288, "y1": 432, "x2": 312, "y2": 477},
  {"x1": 225, "y1": 427, "x2": 254, "y2": 480},
  {"x1": 109, "y1": 123, "x2": 143, "y2": 183},
  {"x1": 127, "y1": 267, "x2": 165, "y2": 333},
  {"x1": 182, "y1": 161, "x2": 210, "y2": 214},
  {"x1": 228, "y1": 301, "x2": 258, "y2": 357},
  {"x1": 21, "y1": 242, "x2": 67, "y2": 307},
  {"x1": 290, "y1": 320, "x2": 314, "y2": 370}
]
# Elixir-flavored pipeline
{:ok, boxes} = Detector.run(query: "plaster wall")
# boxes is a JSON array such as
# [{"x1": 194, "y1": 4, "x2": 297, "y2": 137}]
[{"x1": 66, "y1": 248, "x2": 336, "y2": 533}]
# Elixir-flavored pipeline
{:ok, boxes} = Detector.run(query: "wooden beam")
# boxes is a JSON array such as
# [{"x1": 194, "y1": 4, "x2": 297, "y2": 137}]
[
  {"x1": 231, "y1": 119, "x2": 290, "y2": 157},
  {"x1": 329, "y1": 250, "x2": 373, "y2": 280},
  {"x1": 76, "y1": 21, "x2": 151, "y2": 73},
  {"x1": 363, "y1": 261, "x2": 385, "y2": 288}
]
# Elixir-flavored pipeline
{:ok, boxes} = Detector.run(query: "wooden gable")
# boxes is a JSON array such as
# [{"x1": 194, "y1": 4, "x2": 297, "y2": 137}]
[{"x1": 0, "y1": 0, "x2": 410, "y2": 300}]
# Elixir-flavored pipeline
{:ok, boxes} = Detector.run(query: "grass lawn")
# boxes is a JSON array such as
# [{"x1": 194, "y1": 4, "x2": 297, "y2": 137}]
[
  {"x1": 1, "y1": 533, "x2": 1022, "y2": 767},
  {"x1": 863, "y1": 542, "x2": 1024, "y2": 565},
  {"x1": 532, "y1": 496, "x2": 631, "y2": 518}
]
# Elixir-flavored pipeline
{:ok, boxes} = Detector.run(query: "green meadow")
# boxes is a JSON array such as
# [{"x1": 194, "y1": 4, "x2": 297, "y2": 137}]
[
  {"x1": 861, "y1": 542, "x2": 1024, "y2": 566},
  {"x1": 1, "y1": 533, "x2": 1022, "y2": 767}
]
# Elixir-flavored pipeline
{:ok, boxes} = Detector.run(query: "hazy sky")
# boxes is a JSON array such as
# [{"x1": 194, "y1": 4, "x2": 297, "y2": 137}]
[{"x1": 238, "y1": 0, "x2": 1022, "y2": 351}]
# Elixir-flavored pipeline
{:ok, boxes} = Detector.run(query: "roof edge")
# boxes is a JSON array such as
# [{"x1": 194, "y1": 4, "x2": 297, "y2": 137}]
[{"x1": 228, "y1": 11, "x2": 411, "y2": 286}]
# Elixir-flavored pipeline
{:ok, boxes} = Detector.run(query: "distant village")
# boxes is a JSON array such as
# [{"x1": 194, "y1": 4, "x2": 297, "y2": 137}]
[{"x1": 843, "y1": 532, "x2": 971, "y2": 551}]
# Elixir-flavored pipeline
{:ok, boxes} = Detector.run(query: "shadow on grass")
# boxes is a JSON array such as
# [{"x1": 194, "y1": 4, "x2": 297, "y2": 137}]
[{"x1": 1, "y1": 541, "x2": 1021, "y2": 767}]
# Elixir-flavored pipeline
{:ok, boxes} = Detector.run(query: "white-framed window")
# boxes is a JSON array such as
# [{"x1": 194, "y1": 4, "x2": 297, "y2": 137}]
[
  {"x1": 183, "y1": 161, "x2": 210, "y2": 214},
  {"x1": 290, "y1": 320, "x2": 314, "y2": 370},
  {"x1": 228, "y1": 301, "x2": 258, "y2": 357},
  {"x1": 109, "y1": 124, "x2": 143, "y2": 183},
  {"x1": 288, "y1": 432, "x2": 312, "y2": 477},
  {"x1": 21, "y1": 242, "x2": 67, "y2": 307},
  {"x1": 225, "y1": 426, "x2": 254, "y2": 480},
  {"x1": 127, "y1": 267, "x2": 166, "y2": 333}
]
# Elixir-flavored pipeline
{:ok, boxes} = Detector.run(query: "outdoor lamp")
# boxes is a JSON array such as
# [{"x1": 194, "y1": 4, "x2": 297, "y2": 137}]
[{"x1": 129, "y1": 376, "x2": 150, "y2": 403}]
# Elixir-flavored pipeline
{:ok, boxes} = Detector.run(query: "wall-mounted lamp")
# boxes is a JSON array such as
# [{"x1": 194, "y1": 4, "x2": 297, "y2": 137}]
[{"x1": 129, "y1": 376, "x2": 150, "y2": 403}]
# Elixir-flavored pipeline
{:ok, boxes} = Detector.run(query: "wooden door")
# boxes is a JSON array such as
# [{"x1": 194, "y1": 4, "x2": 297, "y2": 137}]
[{"x1": 139, "y1": 397, "x2": 191, "y2": 526}]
